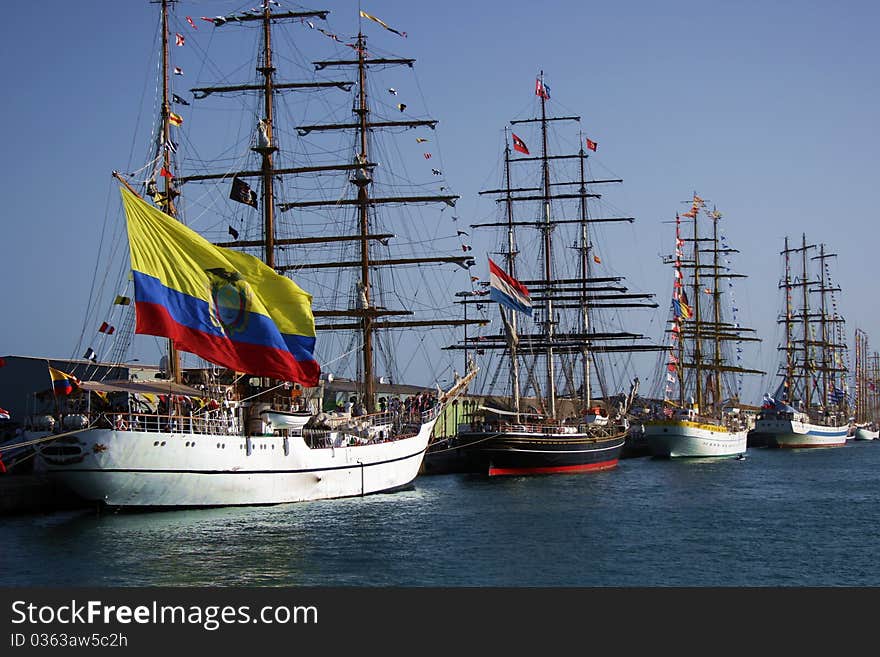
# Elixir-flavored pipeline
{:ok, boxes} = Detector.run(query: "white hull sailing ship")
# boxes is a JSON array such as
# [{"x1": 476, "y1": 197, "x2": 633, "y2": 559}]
[
  {"x1": 753, "y1": 235, "x2": 850, "y2": 448},
  {"x1": 33, "y1": 2, "x2": 475, "y2": 507},
  {"x1": 644, "y1": 196, "x2": 761, "y2": 458},
  {"x1": 41, "y1": 422, "x2": 439, "y2": 508},
  {"x1": 645, "y1": 422, "x2": 747, "y2": 458},
  {"x1": 851, "y1": 328, "x2": 878, "y2": 440}
]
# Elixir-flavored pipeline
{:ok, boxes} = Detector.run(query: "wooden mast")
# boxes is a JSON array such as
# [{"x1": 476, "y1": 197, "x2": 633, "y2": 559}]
[
  {"x1": 710, "y1": 207, "x2": 722, "y2": 415},
  {"x1": 538, "y1": 71, "x2": 556, "y2": 419},
  {"x1": 783, "y1": 236, "x2": 794, "y2": 400},
  {"x1": 800, "y1": 233, "x2": 812, "y2": 413},
  {"x1": 256, "y1": 2, "x2": 278, "y2": 270},
  {"x1": 160, "y1": 0, "x2": 180, "y2": 383},
  {"x1": 577, "y1": 142, "x2": 591, "y2": 412},
  {"x1": 502, "y1": 132, "x2": 522, "y2": 419},
  {"x1": 691, "y1": 200, "x2": 703, "y2": 414},
  {"x1": 355, "y1": 31, "x2": 375, "y2": 411}
]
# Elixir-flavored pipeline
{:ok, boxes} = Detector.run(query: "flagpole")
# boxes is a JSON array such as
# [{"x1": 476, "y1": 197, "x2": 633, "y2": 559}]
[{"x1": 45, "y1": 359, "x2": 61, "y2": 429}]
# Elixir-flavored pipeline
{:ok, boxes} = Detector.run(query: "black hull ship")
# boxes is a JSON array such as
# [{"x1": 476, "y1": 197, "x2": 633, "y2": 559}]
[
  {"x1": 437, "y1": 73, "x2": 662, "y2": 476},
  {"x1": 451, "y1": 425, "x2": 625, "y2": 476}
]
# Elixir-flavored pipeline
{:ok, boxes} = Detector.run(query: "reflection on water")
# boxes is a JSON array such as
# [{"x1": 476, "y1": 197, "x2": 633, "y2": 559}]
[{"x1": 6, "y1": 442, "x2": 880, "y2": 586}]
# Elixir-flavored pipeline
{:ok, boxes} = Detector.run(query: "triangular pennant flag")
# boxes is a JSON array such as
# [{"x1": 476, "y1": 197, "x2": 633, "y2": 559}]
[{"x1": 359, "y1": 10, "x2": 407, "y2": 38}]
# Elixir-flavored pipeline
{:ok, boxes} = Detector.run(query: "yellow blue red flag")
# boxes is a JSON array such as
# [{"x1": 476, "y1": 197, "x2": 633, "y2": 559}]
[
  {"x1": 119, "y1": 186, "x2": 319, "y2": 386},
  {"x1": 49, "y1": 367, "x2": 80, "y2": 396}
]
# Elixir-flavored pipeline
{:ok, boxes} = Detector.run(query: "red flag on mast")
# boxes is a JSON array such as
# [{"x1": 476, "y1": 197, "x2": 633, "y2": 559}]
[
  {"x1": 535, "y1": 77, "x2": 550, "y2": 99},
  {"x1": 512, "y1": 133, "x2": 530, "y2": 155}
]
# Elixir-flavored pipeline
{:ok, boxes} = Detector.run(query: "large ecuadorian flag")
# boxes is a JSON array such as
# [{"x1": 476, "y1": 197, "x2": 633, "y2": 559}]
[{"x1": 120, "y1": 186, "x2": 320, "y2": 387}]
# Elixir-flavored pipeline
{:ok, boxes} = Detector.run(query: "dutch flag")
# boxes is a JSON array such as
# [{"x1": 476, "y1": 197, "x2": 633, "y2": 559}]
[{"x1": 488, "y1": 258, "x2": 532, "y2": 316}]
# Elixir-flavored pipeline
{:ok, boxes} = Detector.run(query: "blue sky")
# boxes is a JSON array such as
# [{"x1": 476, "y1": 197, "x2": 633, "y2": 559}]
[{"x1": 2, "y1": 0, "x2": 878, "y2": 405}]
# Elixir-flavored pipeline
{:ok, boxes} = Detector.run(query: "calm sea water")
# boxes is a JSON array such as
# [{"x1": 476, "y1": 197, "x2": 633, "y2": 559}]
[{"x1": 6, "y1": 442, "x2": 880, "y2": 587}]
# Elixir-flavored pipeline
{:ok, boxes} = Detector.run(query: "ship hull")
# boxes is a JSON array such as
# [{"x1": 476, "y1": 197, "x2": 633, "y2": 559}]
[
  {"x1": 643, "y1": 420, "x2": 747, "y2": 458},
  {"x1": 32, "y1": 421, "x2": 435, "y2": 508},
  {"x1": 854, "y1": 428, "x2": 879, "y2": 441},
  {"x1": 454, "y1": 428, "x2": 625, "y2": 476},
  {"x1": 754, "y1": 418, "x2": 848, "y2": 448}
]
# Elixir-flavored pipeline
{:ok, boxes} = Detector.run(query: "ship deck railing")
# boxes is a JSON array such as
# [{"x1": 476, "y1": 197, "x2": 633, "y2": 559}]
[
  {"x1": 302, "y1": 404, "x2": 439, "y2": 448},
  {"x1": 60, "y1": 411, "x2": 242, "y2": 437},
  {"x1": 464, "y1": 420, "x2": 624, "y2": 438},
  {"x1": 52, "y1": 401, "x2": 440, "y2": 442}
]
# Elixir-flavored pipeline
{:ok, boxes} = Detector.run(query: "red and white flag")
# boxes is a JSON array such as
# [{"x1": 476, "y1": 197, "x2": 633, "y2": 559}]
[
  {"x1": 586, "y1": 138, "x2": 598, "y2": 152},
  {"x1": 512, "y1": 133, "x2": 530, "y2": 155},
  {"x1": 175, "y1": 33, "x2": 185, "y2": 47},
  {"x1": 535, "y1": 77, "x2": 550, "y2": 100}
]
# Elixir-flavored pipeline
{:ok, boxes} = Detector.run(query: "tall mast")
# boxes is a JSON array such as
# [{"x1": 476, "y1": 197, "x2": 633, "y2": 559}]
[
  {"x1": 810, "y1": 243, "x2": 840, "y2": 413},
  {"x1": 257, "y1": 3, "x2": 278, "y2": 269},
  {"x1": 160, "y1": 0, "x2": 179, "y2": 383},
  {"x1": 691, "y1": 205, "x2": 703, "y2": 412},
  {"x1": 538, "y1": 71, "x2": 556, "y2": 418},
  {"x1": 711, "y1": 208, "x2": 722, "y2": 413},
  {"x1": 502, "y1": 134, "x2": 522, "y2": 418},
  {"x1": 868, "y1": 351, "x2": 880, "y2": 422},
  {"x1": 783, "y1": 236, "x2": 794, "y2": 399},
  {"x1": 577, "y1": 142, "x2": 591, "y2": 410},
  {"x1": 800, "y1": 233, "x2": 812, "y2": 411},
  {"x1": 818, "y1": 244, "x2": 829, "y2": 410},
  {"x1": 676, "y1": 215, "x2": 686, "y2": 410},
  {"x1": 354, "y1": 32, "x2": 376, "y2": 410},
  {"x1": 855, "y1": 328, "x2": 864, "y2": 422},
  {"x1": 780, "y1": 234, "x2": 814, "y2": 406}
]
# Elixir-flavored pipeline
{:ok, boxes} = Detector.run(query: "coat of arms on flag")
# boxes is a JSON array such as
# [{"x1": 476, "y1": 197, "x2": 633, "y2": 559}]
[{"x1": 230, "y1": 177, "x2": 258, "y2": 209}]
